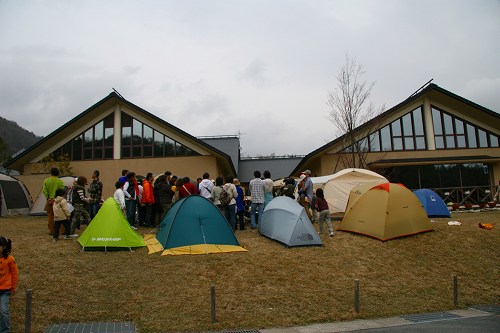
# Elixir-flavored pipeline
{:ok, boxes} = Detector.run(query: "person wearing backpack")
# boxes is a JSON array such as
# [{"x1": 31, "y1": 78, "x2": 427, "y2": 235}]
[{"x1": 222, "y1": 176, "x2": 238, "y2": 231}]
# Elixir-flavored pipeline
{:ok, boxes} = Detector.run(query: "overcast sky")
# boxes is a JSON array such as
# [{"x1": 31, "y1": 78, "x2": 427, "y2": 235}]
[{"x1": 1, "y1": 0, "x2": 499, "y2": 157}]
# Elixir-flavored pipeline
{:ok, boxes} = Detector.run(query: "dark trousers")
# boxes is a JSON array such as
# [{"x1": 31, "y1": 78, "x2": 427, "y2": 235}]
[
  {"x1": 125, "y1": 199, "x2": 136, "y2": 226},
  {"x1": 236, "y1": 211, "x2": 245, "y2": 230},
  {"x1": 54, "y1": 219, "x2": 71, "y2": 239}
]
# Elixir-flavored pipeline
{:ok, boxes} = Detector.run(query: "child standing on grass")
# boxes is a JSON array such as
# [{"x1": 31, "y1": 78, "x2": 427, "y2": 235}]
[
  {"x1": 114, "y1": 181, "x2": 126, "y2": 215},
  {"x1": 315, "y1": 188, "x2": 334, "y2": 237},
  {"x1": 53, "y1": 188, "x2": 73, "y2": 241},
  {"x1": 0, "y1": 236, "x2": 19, "y2": 333}
]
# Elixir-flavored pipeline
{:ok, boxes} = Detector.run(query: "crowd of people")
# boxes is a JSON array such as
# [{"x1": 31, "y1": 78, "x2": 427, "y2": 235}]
[{"x1": 41, "y1": 167, "x2": 332, "y2": 240}]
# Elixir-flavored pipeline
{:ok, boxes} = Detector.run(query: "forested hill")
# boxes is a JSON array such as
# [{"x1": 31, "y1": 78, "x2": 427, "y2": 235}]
[{"x1": 0, "y1": 116, "x2": 42, "y2": 159}]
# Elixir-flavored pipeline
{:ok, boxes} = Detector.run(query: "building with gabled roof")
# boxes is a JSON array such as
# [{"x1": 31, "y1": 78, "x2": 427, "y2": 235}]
[
  {"x1": 4, "y1": 92, "x2": 237, "y2": 198},
  {"x1": 290, "y1": 84, "x2": 500, "y2": 203}
]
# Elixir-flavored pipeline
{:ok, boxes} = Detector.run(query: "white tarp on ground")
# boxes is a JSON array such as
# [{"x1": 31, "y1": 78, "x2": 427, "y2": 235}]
[{"x1": 310, "y1": 168, "x2": 387, "y2": 214}]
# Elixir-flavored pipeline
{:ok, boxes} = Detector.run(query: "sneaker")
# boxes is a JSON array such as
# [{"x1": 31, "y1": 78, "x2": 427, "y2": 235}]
[
  {"x1": 52, "y1": 238, "x2": 58, "y2": 242},
  {"x1": 69, "y1": 234, "x2": 79, "y2": 238},
  {"x1": 63, "y1": 236, "x2": 71, "y2": 240},
  {"x1": 329, "y1": 232, "x2": 334, "y2": 237},
  {"x1": 131, "y1": 226, "x2": 138, "y2": 230}
]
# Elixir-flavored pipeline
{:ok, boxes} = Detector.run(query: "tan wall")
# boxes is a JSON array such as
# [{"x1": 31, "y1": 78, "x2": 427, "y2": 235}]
[{"x1": 19, "y1": 156, "x2": 223, "y2": 199}]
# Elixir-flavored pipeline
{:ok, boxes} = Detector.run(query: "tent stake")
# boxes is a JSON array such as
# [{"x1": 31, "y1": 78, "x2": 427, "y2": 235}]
[
  {"x1": 210, "y1": 285, "x2": 216, "y2": 323},
  {"x1": 354, "y1": 279, "x2": 360, "y2": 314},
  {"x1": 453, "y1": 275, "x2": 458, "y2": 306},
  {"x1": 25, "y1": 288, "x2": 32, "y2": 333}
]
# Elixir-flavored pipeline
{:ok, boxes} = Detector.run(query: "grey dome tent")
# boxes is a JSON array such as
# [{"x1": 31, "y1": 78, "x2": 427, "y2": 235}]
[
  {"x1": 0, "y1": 173, "x2": 32, "y2": 216},
  {"x1": 260, "y1": 196, "x2": 323, "y2": 247}
]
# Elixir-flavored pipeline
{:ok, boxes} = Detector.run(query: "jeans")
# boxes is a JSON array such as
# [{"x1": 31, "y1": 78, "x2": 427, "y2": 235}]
[
  {"x1": 318, "y1": 210, "x2": 334, "y2": 234},
  {"x1": 0, "y1": 291, "x2": 11, "y2": 333},
  {"x1": 89, "y1": 202, "x2": 100, "y2": 219},
  {"x1": 125, "y1": 199, "x2": 137, "y2": 226},
  {"x1": 251, "y1": 202, "x2": 264, "y2": 228},
  {"x1": 225, "y1": 204, "x2": 237, "y2": 230}
]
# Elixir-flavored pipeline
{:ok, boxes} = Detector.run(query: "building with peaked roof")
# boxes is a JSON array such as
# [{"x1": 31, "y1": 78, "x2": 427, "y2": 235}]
[
  {"x1": 290, "y1": 84, "x2": 500, "y2": 204},
  {"x1": 5, "y1": 92, "x2": 237, "y2": 198}
]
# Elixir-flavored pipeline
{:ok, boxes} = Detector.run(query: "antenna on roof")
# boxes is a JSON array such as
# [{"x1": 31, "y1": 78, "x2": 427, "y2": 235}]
[
  {"x1": 408, "y1": 79, "x2": 433, "y2": 99},
  {"x1": 112, "y1": 88, "x2": 124, "y2": 99}
]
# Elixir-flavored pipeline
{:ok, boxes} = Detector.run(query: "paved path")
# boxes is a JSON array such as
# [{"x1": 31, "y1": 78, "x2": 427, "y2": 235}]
[{"x1": 261, "y1": 306, "x2": 499, "y2": 333}]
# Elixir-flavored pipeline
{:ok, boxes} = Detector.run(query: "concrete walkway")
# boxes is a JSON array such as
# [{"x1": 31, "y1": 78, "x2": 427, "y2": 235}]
[{"x1": 261, "y1": 305, "x2": 499, "y2": 333}]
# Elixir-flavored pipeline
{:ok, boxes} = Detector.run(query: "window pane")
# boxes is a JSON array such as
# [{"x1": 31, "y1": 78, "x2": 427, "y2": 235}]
[
  {"x1": 415, "y1": 136, "x2": 426, "y2": 149},
  {"x1": 457, "y1": 135, "x2": 466, "y2": 148},
  {"x1": 104, "y1": 148, "x2": 113, "y2": 159},
  {"x1": 446, "y1": 135, "x2": 456, "y2": 148},
  {"x1": 461, "y1": 163, "x2": 489, "y2": 186},
  {"x1": 73, "y1": 136, "x2": 82, "y2": 160},
  {"x1": 358, "y1": 137, "x2": 368, "y2": 152},
  {"x1": 392, "y1": 120, "x2": 402, "y2": 136},
  {"x1": 466, "y1": 124, "x2": 477, "y2": 148},
  {"x1": 490, "y1": 134, "x2": 499, "y2": 147},
  {"x1": 369, "y1": 132, "x2": 380, "y2": 152},
  {"x1": 104, "y1": 113, "x2": 114, "y2": 128},
  {"x1": 94, "y1": 148, "x2": 103, "y2": 159},
  {"x1": 380, "y1": 126, "x2": 391, "y2": 151},
  {"x1": 420, "y1": 165, "x2": 441, "y2": 188},
  {"x1": 143, "y1": 125, "x2": 153, "y2": 145},
  {"x1": 432, "y1": 108, "x2": 442, "y2": 135},
  {"x1": 393, "y1": 137, "x2": 403, "y2": 150},
  {"x1": 122, "y1": 127, "x2": 131, "y2": 146},
  {"x1": 413, "y1": 108, "x2": 424, "y2": 135},
  {"x1": 121, "y1": 112, "x2": 132, "y2": 127},
  {"x1": 440, "y1": 164, "x2": 460, "y2": 187},
  {"x1": 132, "y1": 119, "x2": 142, "y2": 145},
  {"x1": 402, "y1": 113, "x2": 413, "y2": 136},
  {"x1": 143, "y1": 146, "x2": 152, "y2": 157},
  {"x1": 404, "y1": 137, "x2": 414, "y2": 150},
  {"x1": 122, "y1": 146, "x2": 130, "y2": 158},
  {"x1": 443, "y1": 113, "x2": 454, "y2": 134},
  {"x1": 176, "y1": 143, "x2": 187, "y2": 155},
  {"x1": 154, "y1": 131, "x2": 164, "y2": 156},
  {"x1": 435, "y1": 136, "x2": 444, "y2": 149},
  {"x1": 84, "y1": 129, "x2": 93, "y2": 148},
  {"x1": 94, "y1": 121, "x2": 103, "y2": 147},
  {"x1": 478, "y1": 129, "x2": 488, "y2": 147},
  {"x1": 455, "y1": 119, "x2": 464, "y2": 134},
  {"x1": 84, "y1": 149, "x2": 92, "y2": 160},
  {"x1": 132, "y1": 146, "x2": 142, "y2": 157},
  {"x1": 105, "y1": 128, "x2": 114, "y2": 146},
  {"x1": 165, "y1": 137, "x2": 175, "y2": 156}
]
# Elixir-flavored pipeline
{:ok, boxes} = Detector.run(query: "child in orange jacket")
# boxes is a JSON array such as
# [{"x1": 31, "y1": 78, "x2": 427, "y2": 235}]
[{"x1": 0, "y1": 236, "x2": 19, "y2": 333}]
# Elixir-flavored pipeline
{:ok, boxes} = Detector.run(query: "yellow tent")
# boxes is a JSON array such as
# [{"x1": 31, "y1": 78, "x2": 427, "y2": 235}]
[{"x1": 338, "y1": 182, "x2": 433, "y2": 241}]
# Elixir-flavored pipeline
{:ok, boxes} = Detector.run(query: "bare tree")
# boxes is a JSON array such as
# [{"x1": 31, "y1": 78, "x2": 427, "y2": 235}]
[{"x1": 327, "y1": 54, "x2": 384, "y2": 169}]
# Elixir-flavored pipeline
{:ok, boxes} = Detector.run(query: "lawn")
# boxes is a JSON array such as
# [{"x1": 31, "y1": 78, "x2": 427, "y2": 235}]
[{"x1": 3, "y1": 210, "x2": 499, "y2": 333}]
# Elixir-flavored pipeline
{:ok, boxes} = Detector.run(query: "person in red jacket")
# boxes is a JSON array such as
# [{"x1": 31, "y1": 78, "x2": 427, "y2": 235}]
[
  {"x1": 178, "y1": 176, "x2": 198, "y2": 199},
  {"x1": 141, "y1": 173, "x2": 155, "y2": 227},
  {"x1": 0, "y1": 237, "x2": 19, "y2": 333}
]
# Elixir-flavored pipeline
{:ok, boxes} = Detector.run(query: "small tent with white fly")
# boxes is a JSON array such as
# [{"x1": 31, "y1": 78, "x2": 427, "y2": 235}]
[
  {"x1": 29, "y1": 176, "x2": 76, "y2": 215},
  {"x1": 310, "y1": 168, "x2": 387, "y2": 214}
]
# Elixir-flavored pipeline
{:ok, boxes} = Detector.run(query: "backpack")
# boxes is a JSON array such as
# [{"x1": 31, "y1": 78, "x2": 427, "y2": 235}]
[{"x1": 219, "y1": 186, "x2": 232, "y2": 206}]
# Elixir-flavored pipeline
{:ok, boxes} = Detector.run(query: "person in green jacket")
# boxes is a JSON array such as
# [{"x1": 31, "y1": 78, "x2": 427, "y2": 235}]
[{"x1": 43, "y1": 167, "x2": 64, "y2": 235}]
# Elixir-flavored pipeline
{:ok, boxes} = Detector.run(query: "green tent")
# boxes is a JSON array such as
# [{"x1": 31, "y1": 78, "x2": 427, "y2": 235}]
[
  {"x1": 78, "y1": 197, "x2": 146, "y2": 251},
  {"x1": 152, "y1": 195, "x2": 247, "y2": 255}
]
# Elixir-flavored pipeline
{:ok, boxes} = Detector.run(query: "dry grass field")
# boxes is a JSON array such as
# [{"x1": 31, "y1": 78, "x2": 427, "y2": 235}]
[{"x1": 2, "y1": 210, "x2": 499, "y2": 333}]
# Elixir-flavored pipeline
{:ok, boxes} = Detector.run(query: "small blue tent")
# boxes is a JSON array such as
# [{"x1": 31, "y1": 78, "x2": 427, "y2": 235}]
[{"x1": 413, "y1": 189, "x2": 451, "y2": 218}]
